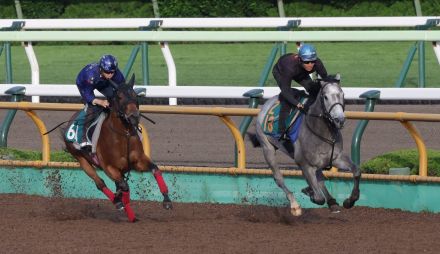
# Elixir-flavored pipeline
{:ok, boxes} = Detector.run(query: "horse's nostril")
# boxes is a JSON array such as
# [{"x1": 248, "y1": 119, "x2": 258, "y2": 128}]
[{"x1": 340, "y1": 118, "x2": 346, "y2": 127}]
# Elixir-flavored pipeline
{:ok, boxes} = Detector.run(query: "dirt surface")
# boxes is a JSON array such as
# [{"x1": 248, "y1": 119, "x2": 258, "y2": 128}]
[
  {"x1": 1, "y1": 104, "x2": 440, "y2": 253},
  {"x1": 1, "y1": 194, "x2": 440, "y2": 254}
]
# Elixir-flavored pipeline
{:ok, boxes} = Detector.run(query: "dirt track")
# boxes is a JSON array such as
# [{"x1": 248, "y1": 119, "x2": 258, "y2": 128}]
[
  {"x1": 1, "y1": 194, "x2": 440, "y2": 254},
  {"x1": 1, "y1": 103, "x2": 440, "y2": 253}
]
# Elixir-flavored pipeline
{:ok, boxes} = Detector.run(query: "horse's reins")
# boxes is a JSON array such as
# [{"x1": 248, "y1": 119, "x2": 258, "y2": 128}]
[
  {"x1": 107, "y1": 84, "x2": 149, "y2": 181},
  {"x1": 108, "y1": 114, "x2": 136, "y2": 181},
  {"x1": 42, "y1": 108, "x2": 104, "y2": 135},
  {"x1": 303, "y1": 83, "x2": 344, "y2": 169}
]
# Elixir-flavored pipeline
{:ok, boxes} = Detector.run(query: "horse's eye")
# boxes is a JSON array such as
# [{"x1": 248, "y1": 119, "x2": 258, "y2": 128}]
[{"x1": 324, "y1": 95, "x2": 328, "y2": 100}]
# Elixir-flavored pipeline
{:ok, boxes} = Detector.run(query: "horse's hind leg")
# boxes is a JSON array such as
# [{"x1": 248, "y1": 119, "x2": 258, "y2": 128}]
[
  {"x1": 261, "y1": 143, "x2": 302, "y2": 216},
  {"x1": 77, "y1": 156, "x2": 115, "y2": 202}
]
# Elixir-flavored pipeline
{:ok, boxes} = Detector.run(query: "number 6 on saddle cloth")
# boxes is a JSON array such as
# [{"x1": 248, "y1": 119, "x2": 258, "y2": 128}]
[{"x1": 65, "y1": 107, "x2": 142, "y2": 154}]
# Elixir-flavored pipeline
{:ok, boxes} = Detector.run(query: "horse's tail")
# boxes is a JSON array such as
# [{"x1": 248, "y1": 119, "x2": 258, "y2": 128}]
[{"x1": 247, "y1": 132, "x2": 261, "y2": 147}]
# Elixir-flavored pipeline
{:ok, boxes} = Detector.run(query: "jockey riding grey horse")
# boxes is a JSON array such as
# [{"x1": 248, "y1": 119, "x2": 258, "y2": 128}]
[{"x1": 253, "y1": 74, "x2": 360, "y2": 216}]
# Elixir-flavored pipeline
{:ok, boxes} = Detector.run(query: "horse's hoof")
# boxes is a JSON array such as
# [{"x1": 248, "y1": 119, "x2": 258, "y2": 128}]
[
  {"x1": 329, "y1": 204, "x2": 341, "y2": 213},
  {"x1": 115, "y1": 201, "x2": 124, "y2": 211},
  {"x1": 163, "y1": 201, "x2": 173, "y2": 210},
  {"x1": 290, "y1": 206, "x2": 302, "y2": 216},
  {"x1": 343, "y1": 198, "x2": 354, "y2": 209},
  {"x1": 311, "y1": 197, "x2": 325, "y2": 206},
  {"x1": 129, "y1": 217, "x2": 138, "y2": 223},
  {"x1": 301, "y1": 186, "x2": 314, "y2": 197}
]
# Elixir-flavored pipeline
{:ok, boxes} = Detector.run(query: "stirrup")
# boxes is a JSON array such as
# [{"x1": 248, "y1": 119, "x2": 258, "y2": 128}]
[
  {"x1": 79, "y1": 141, "x2": 92, "y2": 148},
  {"x1": 278, "y1": 132, "x2": 290, "y2": 141},
  {"x1": 79, "y1": 142, "x2": 92, "y2": 153}
]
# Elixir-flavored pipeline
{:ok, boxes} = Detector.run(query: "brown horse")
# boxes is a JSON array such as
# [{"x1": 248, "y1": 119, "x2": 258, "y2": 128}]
[{"x1": 64, "y1": 74, "x2": 172, "y2": 222}]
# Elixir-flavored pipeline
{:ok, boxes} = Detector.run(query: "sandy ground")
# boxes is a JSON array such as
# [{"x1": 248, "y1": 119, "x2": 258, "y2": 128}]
[{"x1": 1, "y1": 194, "x2": 440, "y2": 254}]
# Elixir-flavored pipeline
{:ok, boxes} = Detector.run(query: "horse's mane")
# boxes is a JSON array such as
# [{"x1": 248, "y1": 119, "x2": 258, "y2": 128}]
[{"x1": 317, "y1": 74, "x2": 341, "y2": 84}]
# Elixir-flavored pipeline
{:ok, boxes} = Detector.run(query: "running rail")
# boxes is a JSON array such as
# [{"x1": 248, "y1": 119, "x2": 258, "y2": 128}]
[
  {"x1": 2, "y1": 30, "x2": 440, "y2": 42},
  {"x1": 2, "y1": 85, "x2": 440, "y2": 100},
  {"x1": 0, "y1": 102, "x2": 438, "y2": 176}
]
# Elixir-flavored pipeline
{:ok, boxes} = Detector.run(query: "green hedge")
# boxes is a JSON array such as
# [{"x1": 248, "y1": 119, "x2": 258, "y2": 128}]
[
  {"x1": 1, "y1": 0, "x2": 440, "y2": 19},
  {"x1": 61, "y1": 1, "x2": 153, "y2": 18},
  {"x1": 361, "y1": 149, "x2": 440, "y2": 177},
  {"x1": 158, "y1": 0, "x2": 272, "y2": 17}
]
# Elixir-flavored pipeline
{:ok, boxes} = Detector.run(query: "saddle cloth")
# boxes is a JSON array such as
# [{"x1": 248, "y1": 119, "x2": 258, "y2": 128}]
[
  {"x1": 261, "y1": 98, "x2": 307, "y2": 143},
  {"x1": 65, "y1": 109, "x2": 106, "y2": 153}
]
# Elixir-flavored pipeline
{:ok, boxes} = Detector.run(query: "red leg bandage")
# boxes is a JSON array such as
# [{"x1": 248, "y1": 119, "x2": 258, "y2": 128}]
[
  {"x1": 102, "y1": 187, "x2": 115, "y2": 202},
  {"x1": 122, "y1": 191, "x2": 136, "y2": 222},
  {"x1": 153, "y1": 170, "x2": 169, "y2": 194}
]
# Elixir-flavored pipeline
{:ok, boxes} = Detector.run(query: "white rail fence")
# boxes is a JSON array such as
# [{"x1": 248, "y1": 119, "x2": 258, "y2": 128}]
[
  {"x1": 1, "y1": 17, "x2": 440, "y2": 103},
  {"x1": 1, "y1": 85, "x2": 440, "y2": 101}
]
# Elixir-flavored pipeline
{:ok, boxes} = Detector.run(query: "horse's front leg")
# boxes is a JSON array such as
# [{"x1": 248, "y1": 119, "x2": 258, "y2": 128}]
[
  {"x1": 301, "y1": 164, "x2": 327, "y2": 206},
  {"x1": 103, "y1": 164, "x2": 137, "y2": 222},
  {"x1": 151, "y1": 165, "x2": 173, "y2": 210},
  {"x1": 264, "y1": 146, "x2": 302, "y2": 216},
  {"x1": 333, "y1": 154, "x2": 361, "y2": 209},
  {"x1": 135, "y1": 158, "x2": 173, "y2": 210},
  {"x1": 257, "y1": 125, "x2": 302, "y2": 216},
  {"x1": 315, "y1": 170, "x2": 341, "y2": 213},
  {"x1": 76, "y1": 156, "x2": 115, "y2": 202},
  {"x1": 114, "y1": 179, "x2": 136, "y2": 222}
]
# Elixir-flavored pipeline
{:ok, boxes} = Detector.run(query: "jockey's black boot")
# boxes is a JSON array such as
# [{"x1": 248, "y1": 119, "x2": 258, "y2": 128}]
[
  {"x1": 278, "y1": 95, "x2": 291, "y2": 141},
  {"x1": 80, "y1": 105, "x2": 95, "y2": 149},
  {"x1": 281, "y1": 139, "x2": 294, "y2": 157}
]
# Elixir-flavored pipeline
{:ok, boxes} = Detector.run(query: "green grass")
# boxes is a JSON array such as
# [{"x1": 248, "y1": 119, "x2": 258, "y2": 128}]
[
  {"x1": 361, "y1": 149, "x2": 440, "y2": 176},
  {"x1": 1, "y1": 42, "x2": 438, "y2": 87},
  {"x1": 0, "y1": 148, "x2": 76, "y2": 162}
]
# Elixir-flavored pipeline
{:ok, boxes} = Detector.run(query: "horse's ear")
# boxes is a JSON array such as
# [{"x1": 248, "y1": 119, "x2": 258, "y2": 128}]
[
  {"x1": 316, "y1": 74, "x2": 322, "y2": 80},
  {"x1": 128, "y1": 73, "x2": 135, "y2": 88},
  {"x1": 335, "y1": 73, "x2": 341, "y2": 81}
]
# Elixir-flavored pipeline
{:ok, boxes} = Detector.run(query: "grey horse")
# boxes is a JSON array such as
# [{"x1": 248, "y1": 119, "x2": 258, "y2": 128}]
[{"x1": 251, "y1": 74, "x2": 360, "y2": 216}]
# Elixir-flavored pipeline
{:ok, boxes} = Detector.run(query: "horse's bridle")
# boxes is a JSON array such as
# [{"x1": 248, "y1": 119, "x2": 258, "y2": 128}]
[
  {"x1": 318, "y1": 83, "x2": 345, "y2": 128},
  {"x1": 304, "y1": 82, "x2": 344, "y2": 169}
]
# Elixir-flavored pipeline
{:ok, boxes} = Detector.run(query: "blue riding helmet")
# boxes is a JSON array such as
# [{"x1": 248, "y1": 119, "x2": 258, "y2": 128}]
[
  {"x1": 99, "y1": 54, "x2": 118, "y2": 73},
  {"x1": 298, "y1": 44, "x2": 317, "y2": 61}
]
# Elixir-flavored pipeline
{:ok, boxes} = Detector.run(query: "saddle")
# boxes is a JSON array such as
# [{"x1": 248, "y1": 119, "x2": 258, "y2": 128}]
[
  {"x1": 65, "y1": 110, "x2": 106, "y2": 154},
  {"x1": 261, "y1": 97, "x2": 307, "y2": 144}
]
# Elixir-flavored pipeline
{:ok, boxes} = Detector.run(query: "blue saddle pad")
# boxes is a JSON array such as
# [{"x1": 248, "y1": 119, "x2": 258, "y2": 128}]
[
  {"x1": 65, "y1": 109, "x2": 87, "y2": 143},
  {"x1": 261, "y1": 100, "x2": 305, "y2": 143}
]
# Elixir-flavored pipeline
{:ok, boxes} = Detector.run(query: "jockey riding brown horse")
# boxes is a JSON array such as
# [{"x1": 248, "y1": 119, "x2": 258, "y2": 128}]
[{"x1": 64, "y1": 74, "x2": 172, "y2": 222}]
